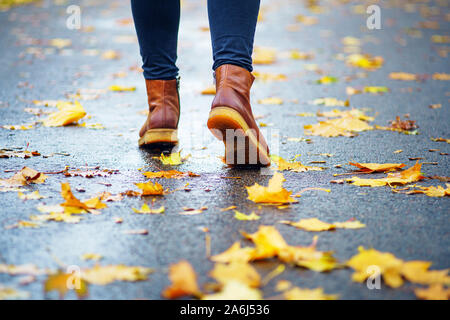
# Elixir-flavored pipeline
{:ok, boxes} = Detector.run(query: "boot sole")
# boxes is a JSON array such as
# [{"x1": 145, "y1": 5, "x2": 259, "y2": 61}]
[
  {"x1": 207, "y1": 106, "x2": 270, "y2": 167},
  {"x1": 138, "y1": 129, "x2": 178, "y2": 147}
]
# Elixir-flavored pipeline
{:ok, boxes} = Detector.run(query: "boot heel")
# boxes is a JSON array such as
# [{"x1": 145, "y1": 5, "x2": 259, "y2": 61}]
[
  {"x1": 138, "y1": 128, "x2": 178, "y2": 146},
  {"x1": 207, "y1": 106, "x2": 270, "y2": 166}
]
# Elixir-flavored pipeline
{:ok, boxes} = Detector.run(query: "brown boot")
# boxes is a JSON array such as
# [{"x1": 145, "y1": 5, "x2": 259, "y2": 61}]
[
  {"x1": 138, "y1": 78, "x2": 180, "y2": 146},
  {"x1": 207, "y1": 64, "x2": 270, "y2": 166}
]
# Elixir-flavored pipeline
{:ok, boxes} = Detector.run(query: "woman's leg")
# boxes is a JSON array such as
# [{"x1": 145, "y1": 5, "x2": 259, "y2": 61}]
[
  {"x1": 207, "y1": 0, "x2": 260, "y2": 72},
  {"x1": 131, "y1": 0, "x2": 180, "y2": 80}
]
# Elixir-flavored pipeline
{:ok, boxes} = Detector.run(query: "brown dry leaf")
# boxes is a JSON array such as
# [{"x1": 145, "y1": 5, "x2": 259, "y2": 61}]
[
  {"x1": 81, "y1": 265, "x2": 153, "y2": 285},
  {"x1": 347, "y1": 162, "x2": 425, "y2": 187},
  {"x1": 431, "y1": 137, "x2": 450, "y2": 143},
  {"x1": 284, "y1": 287, "x2": 338, "y2": 300},
  {"x1": 414, "y1": 284, "x2": 450, "y2": 300},
  {"x1": 44, "y1": 270, "x2": 88, "y2": 299},
  {"x1": 349, "y1": 162, "x2": 406, "y2": 173},
  {"x1": 202, "y1": 280, "x2": 262, "y2": 300},
  {"x1": 135, "y1": 181, "x2": 164, "y2": 196},
  {"x1": 271, "y1": 155, "x2": 324, "y2": 172},
  {"x1": 209, "y1": 262, "x2": 261, "y2": 288},
  {"x1": 389, "y1": 116, "x2": 418, "y2": 131},
  {"x1": 0, "y1": 148, "x2": 40, "y2": 159},
  {"x1": 0, "y1": 167, "x2": 47, "y2": 188},
  {"x1": 245, "y1": 172, "x2": 297, "y2": 204},
  {"x1": 42, "y1": 101, "x2": 86, "y2": 127},
  {"x1": 162, "y1": 260, "x2": 202, "y2": 299},
  {"x1": 142, "y1": 170, "x2": 199, "y2": 179}
]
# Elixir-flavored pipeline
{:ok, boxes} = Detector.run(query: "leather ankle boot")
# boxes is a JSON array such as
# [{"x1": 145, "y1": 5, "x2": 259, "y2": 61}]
[
  {"x1": 207, "y1": 64, "x2": 270, "y2": 166},
  {"x1": 138, "y1": 78, "x2": 180, "y2": 146}
]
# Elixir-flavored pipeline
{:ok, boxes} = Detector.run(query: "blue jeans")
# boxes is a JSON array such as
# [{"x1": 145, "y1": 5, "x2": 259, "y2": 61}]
[{"x1": 131, "y1": 0, "x2": 260, "y2": 80}]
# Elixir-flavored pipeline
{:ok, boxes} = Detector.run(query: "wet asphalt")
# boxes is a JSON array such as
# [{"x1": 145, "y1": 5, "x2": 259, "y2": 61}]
[{"x1": 0, "y1": 0, "x2": 449, "y2": 299}]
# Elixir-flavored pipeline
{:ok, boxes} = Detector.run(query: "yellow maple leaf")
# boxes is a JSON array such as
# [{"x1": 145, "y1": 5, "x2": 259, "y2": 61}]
[
  {"x1": 347, "y1": 246, "x2": 405, "y2": 288},
  {"x1": 253, "y1": 47, "x2": 276, "y2": 65},
  {"x1": 347, "y1": 162, "x2": 424, "y2": 187},
  {"x1": 312, "y1": 97, "x2": 349, "y2": 107},
  {"x1": 202, "y1": 280, "x2": 262, "y2": 300},
  {"x1": 132, "y1": 203, "x2": 165, "y2": 214},
  {"x1": 414, "y1": 284, "x2": 450, "y2": 300},
  {"x1": 162, "y1": 260, "x2": 202, "y2": 299},
  {"x1": 42, "y1": 101, "x2": 86, "y2": 127},
  {"x1": 246, "y1": 172, "x2": 297, "y2": 204},
  {"x1": 210, "y1": 242, "x2": 256, "y2": 263},
  {"x1": 271, "y1": 155, "x2": 324, "y2": 172},
  {"x1": 284, "y1": 287, "x2": 338, "y2": 300},
  {"x1": 44, "y1": 270, "x2": 88, "y2": 299},
  {"x1": 17, "y1": 190, "x2": 45, "y2": 200},
  {"x1": 258, "y1": 97, "x2": 283, "y2": 105},
  {"x1": 135, "y1": 181, "x2": 164, "y2": 196},
  {"x1": 282, "y1": 218, "x2": 365, "y2": 231},
  {"x1": 209, "y1": 262, "x2": 261, "y2": 288},
  {"x1": 349, "y1": 162, "x2": 406, "y2": 173},
  {"x1": 281, "y1": 218, "x2": 336, "y2": 231},
  {"x1": 81, "y1": 253, "x2": 102, "y2": 261},
  {"x1": 233, "y1": 210, "x2": 260, "y2": 221},
  {"x1": 252, "y1": 71, "x2": 287, "y2": 82},
  {"x1": 0, "y1": 286, "x2": 30, "y2": 300},
  {"x1": 142, "y1": 170, "x2": 198, "y2": 179},
  {"x1": 108, "y1": 85, "x2": 136, "y2": 92},
  {"x1": 346, "y1": 53, "x2": 383, "y2": 70},
  {"x1": 157, "y1": 151, "x2": 184, "y2": 165},
  {"x1": 81, "y1": 265, "x2": 152, "y2": 285},
  {"x1": 201, "y1": 85, "x2": 216, "y2": 95}
]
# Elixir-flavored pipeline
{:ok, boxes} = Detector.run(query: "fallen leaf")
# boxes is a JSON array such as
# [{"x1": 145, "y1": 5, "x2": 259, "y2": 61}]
[
  {"x1": 42, "y1": 101, "x2": 86, "y2": 127},
  {"x1": 201, "y1": 85, "x2": 216, "y2": 95},
  {"x1": 44, "y1": 270, "x2": 88, "y2": 299},
  {"x1": 0, "y1": 286, "x2": 30, "y2": 300},
  {"x1": 18, "y1": 190, "x2": 45, "y2": 200},
  {"x1": 162, "y1": 260, "x2": 202, "y2": 299},
  {"x1": 414, "y1": 284, "x2": 450, "y2": 300},
  {"x1": 312, "y1": 97, "x2": 349, "y2": 107},
  {"x1": 108, "y1": 85, "x2": 136, "y2": 92},
  {"x1": 135, "y1": 181, "x2": 164, "y2": 196},
  {"x1": 271, "y1": 155, "x2": 324, "y2": 172},
  {"x1": 233, "y1": 210, "x2": 260, "y2": 221},
  {"x1": 132, "y1": 203, "x2": 165, "y2": 214},
  {"x1": 81, "y1": 253, "x2": 102, "y2": 261},
  {"x1": 209, "y1": 262, "x2": 261, "y2": 287},
  {"x1": 253, "y1": 47, "x2": 276, "y2": 65},
  {"x1": 349, "y1": 162, "x2": 406, "y2": 173},
  {"x1": 258, "y1": 97, "x2": 283, "y2": 105},
  {"x1": 284, "y1": 287, "x2": 338, "y2": 300},
  {"x1": 246, "y1": 172, "x2": 297, "y2": 204},
  {"x1": 81, "y1": 265, "x2": 153, "y2": 285},
  {"x1": 202, "y1": 280, "x2": 262, "y2": 300},
  {"x1": 0, "y1": 167, "x2": 47, "y2": 187},
  {"x1": 389, "y1": 72, "x2": 417, "y2": 81},
  {"x1": 347, "y1": 162, "x2": 425, "y2": 187}
]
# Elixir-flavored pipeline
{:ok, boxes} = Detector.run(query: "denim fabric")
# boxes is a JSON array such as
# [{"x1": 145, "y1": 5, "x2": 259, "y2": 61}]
[{"x1": 131, "y1": 0, "x2": 260, "y2": 80}]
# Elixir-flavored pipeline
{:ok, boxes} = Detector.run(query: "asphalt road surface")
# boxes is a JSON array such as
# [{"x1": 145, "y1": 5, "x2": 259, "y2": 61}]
[{"x1": 0, "y1": 0, "x2": 449, "y2": 300}]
